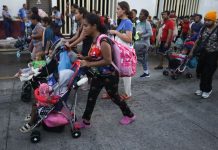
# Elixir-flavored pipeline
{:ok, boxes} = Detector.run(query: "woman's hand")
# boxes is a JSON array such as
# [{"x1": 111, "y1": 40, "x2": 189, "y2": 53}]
[
  {"x1": 77, "y1": 54, "x2": 85, "y2": 60},
  {"x1": 108, "y1": 30, "x2": 118, "y2": 35},
  {"x1": 80, "y1": 60, "x2": 89, "y2": 67},
  {"x1": 65, "y1": 42, "x2": 71, "y2": 48}
]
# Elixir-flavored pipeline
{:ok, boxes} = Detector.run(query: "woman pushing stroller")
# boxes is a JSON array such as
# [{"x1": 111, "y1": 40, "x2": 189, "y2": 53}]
[{"x1": 76, "y1": 13, "x2": 135, "y2": 128}]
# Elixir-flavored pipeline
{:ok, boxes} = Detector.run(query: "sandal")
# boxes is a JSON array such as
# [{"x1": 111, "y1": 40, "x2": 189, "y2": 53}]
[
  {"x1": 20, "y1": 123, "x2": 34, "y2": 133},
  {"x1": 101, "y1": 93, "x2": 111, "y2": 99},
  {"x1": 24, "y1": 114, "x2": 31, "y2": 122}
]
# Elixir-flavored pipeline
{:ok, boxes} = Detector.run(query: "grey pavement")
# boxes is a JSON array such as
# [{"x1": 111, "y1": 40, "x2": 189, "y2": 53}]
[{"x1": 0, "y1": 51, "x2": 218, "y2": 150}]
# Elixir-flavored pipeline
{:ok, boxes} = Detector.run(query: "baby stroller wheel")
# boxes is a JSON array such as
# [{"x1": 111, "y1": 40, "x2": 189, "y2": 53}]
[
  {"x1": 186, "y1": 73, "x2": 193, "y2": 79},
  {"x1": 30, "y1": 130, "x2": 41, "y2": 143},
  {"x1": 21, "y1": 93, "x2": 31, "y2": 102},
  {"x1": 71, "y1": 129, "x2": 81, "y2": 138},
  {"x1": 163, "y1": 70, "x2": 169, "y2": 76}
]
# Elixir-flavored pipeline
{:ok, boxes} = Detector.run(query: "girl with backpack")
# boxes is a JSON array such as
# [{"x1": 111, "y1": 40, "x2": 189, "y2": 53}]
[
  {"x1": 78, "y1": 13, "x2": 136, "y2": 128},
  {"x1": 107, "y1": 1, "x2": 133, "y2": 100}
]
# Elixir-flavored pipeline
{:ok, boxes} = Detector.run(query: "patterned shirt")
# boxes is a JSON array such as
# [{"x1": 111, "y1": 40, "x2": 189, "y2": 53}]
[
  {"x1": 88, "y1": 39, "x2": 115, "y2": 75},
  {"x1": 201, "y1": 27, "x2": 218, "y2": 52}
]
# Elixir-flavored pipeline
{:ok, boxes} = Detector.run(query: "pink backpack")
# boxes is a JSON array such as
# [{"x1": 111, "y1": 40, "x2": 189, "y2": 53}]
[{"x1": 96, "y1": 34, "x2": 137, "y2": 77}]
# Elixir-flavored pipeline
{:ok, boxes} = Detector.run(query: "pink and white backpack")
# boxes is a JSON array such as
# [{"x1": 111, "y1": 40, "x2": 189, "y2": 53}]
[{"x1": 96, "y1": 34, "x2": 137, "y2": 77}]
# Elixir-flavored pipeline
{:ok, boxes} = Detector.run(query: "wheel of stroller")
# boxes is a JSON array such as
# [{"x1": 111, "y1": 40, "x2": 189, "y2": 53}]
[
  {"x1": 163, "y1": 70, "x2": 169, "y2": 76},
  {"x1": 21, "y1": 93, "x2": 31, "y2": 102},
  {"x1": 71, "y1": 129, "x2": 81, "y2": 138},
  {"x1": 30, "y1": 130, "x2": 41, "y2": 143},
  {"x1": 186, "y1": 73, "x2": 193, "y2": 79},
  {"x1": 171, "y1": 75, "x2": 178, "y2": 80}
]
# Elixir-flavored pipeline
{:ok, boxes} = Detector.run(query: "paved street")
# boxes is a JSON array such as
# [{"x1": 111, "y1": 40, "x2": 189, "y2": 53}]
[{"x1": 0, "y1": 51, "x2": 218, "y2": 150}]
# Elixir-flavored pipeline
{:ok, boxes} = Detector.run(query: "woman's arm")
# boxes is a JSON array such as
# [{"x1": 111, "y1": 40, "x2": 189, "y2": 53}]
[
  {"x1": 80, "y1": 41, "x2": 112, "y2": 67},
  {"x1": 70, "y1": 31, "x2": 80, "y2": 42},
  {"x1": 109, "y1": 30, "x2": 132, "y2": 43},
  {"x1": 67, "y1": 28, "x2": 87, "y2": 48}
]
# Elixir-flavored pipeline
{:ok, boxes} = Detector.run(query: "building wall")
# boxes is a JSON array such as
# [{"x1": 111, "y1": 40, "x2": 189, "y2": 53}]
[{"x1": 198, "y1": 0, "x2": 218, "y2": 16}]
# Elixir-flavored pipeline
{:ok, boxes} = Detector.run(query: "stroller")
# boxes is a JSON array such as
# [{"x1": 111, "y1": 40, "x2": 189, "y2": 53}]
[
  {"x1": 20, "y1": 38, "x2": 65, "y2": 102},
  {"x1": 19, "y1": 39, "x2": 88, "y2": 142},
  {"x1": 163, "y1": 41, "x2": 196, "y2": 80},
  {"x1": 29, "y1": 61, "x2": 87, "y2": 143}
]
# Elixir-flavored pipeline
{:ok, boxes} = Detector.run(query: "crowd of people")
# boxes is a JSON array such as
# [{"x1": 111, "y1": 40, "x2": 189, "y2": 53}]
[{"x1": 2, "y1": 1, "x2": 218, "y2": 132}]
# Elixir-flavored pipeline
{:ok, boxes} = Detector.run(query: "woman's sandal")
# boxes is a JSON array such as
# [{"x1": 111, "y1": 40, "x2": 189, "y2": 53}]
[
  {"x1": 20, "y1": 123, "x2": 34, "y2": 133},
  {"x1": 24, "y1": 114, "x2": 31, "y2": 122},
  {"x1": 101, "y1": 93, "x2": 111, "y2": 99}
]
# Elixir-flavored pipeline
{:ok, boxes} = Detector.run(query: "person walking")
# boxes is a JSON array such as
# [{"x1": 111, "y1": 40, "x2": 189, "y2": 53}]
[
  {"x1": 108, "y1": 1, "x2": 133, "y2": 100},
  {"x1": 18, "y1": 4, "x2": 28, "y2": 37},
  {"x1": 134, "y1": 9, "x2": 153, "y2": 78},
  {"x1": 78, "y1": 13, "x2": 135, "y2": 128},
  {"x1": 155, "y1": 11, "x2": 174, "y2": 70},
  {"x1": 189, "y1": 11, "x2": 218, "y2": 99}
]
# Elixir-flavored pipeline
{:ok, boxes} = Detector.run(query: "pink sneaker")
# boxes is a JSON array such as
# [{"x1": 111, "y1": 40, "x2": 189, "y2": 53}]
[
  {"x1": 74, "y1": 120, "x2": 91, "y2": 129},
  {"x1": 120, "y1": 115, "x2": 136, "y2": 125}
]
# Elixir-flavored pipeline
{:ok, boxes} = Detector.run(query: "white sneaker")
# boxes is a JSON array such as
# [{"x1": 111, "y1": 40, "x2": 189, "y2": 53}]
[
  {"x1": 202, "y1": 90, "x2": 212, "y2": 99},
  {"x1": 195, "y1": 90, "x2": 202, "y2": 96}
]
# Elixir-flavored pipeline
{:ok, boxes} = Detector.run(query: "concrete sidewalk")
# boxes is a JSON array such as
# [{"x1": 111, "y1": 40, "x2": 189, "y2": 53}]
[{"x1": 1, "y1": 52, "x2": 218, "y2": 150}]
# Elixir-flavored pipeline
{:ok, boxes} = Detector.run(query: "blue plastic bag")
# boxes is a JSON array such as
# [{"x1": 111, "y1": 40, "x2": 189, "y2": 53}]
[
  {"x1": 58, "y1": 50, "x2": 72, "y2": 71},
  {"x1": 187, "y1": 57, "x2": 198, "y2": 69}
]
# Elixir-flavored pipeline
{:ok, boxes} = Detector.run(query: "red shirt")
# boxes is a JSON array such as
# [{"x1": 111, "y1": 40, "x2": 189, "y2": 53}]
[
  {"x1": 150, "y1": 27, "x2": 157, "y2": 45},
  {"x1": 181, "y1": 21, "x2": 190, "y2": 34},
  {"x1": 161, "y1": 19, "x2": 174, "y2": 42},
  {"x1": 100, "y1": 16, "x2": 105, "y2": 25}
]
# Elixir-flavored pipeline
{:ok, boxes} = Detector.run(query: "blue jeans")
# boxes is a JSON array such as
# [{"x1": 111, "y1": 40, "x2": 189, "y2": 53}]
[
  {"x1": 134, "y1": 43, "x2": 149, "y2": 72},
  {"x1": 3, "y1": 20, "x2": 12, "y2": 38}
]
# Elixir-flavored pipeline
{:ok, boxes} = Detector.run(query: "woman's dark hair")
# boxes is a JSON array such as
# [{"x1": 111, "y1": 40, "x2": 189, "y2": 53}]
[
  {"x1": 131, "y1": 9, "x2": 137, "y2": 14},
  {"x1": 77, "y1": 7, "x2": 88, "y2": 18},
  {"x1": 141, "y1": 9, "x2": 149, "y2": 18},
  {"x1": 162, "y1": 11, "x2": 170, "y2": 16},
  {"x1": 31, "y1": 7, "x2": 38, "y2": 15},
  {"x1": 118, "y1": 1, "x2": 130, "y2": 16},
  {"x1": 72, "y1": 4, "x2": 79, "y2": 9},
  {"x1": 42, "y1": 17, "x2": 52, "y2": 25},
  {"x1": 30, "y1": 14, "x2": 41, "y2": 22},
  {"x1": 85, "y1": 13, "x2": 107, "y2": 34}
]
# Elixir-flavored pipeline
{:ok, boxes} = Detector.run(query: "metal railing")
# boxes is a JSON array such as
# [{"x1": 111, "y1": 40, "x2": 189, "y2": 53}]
[{"x1": 57, "y1": 0, "x2": 117, "y2": 35}]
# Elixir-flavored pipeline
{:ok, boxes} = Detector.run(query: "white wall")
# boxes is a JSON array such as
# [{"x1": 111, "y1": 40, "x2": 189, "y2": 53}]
[
  {"x1": 123, "y1": 0, "x2": 158, "y2": 17},
  {"x1": 0, "y1": 0, "x2": 26, "y2": 17},
  {"x1": 198, "y1": 0, "x2": 218, "y2": 16}
]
